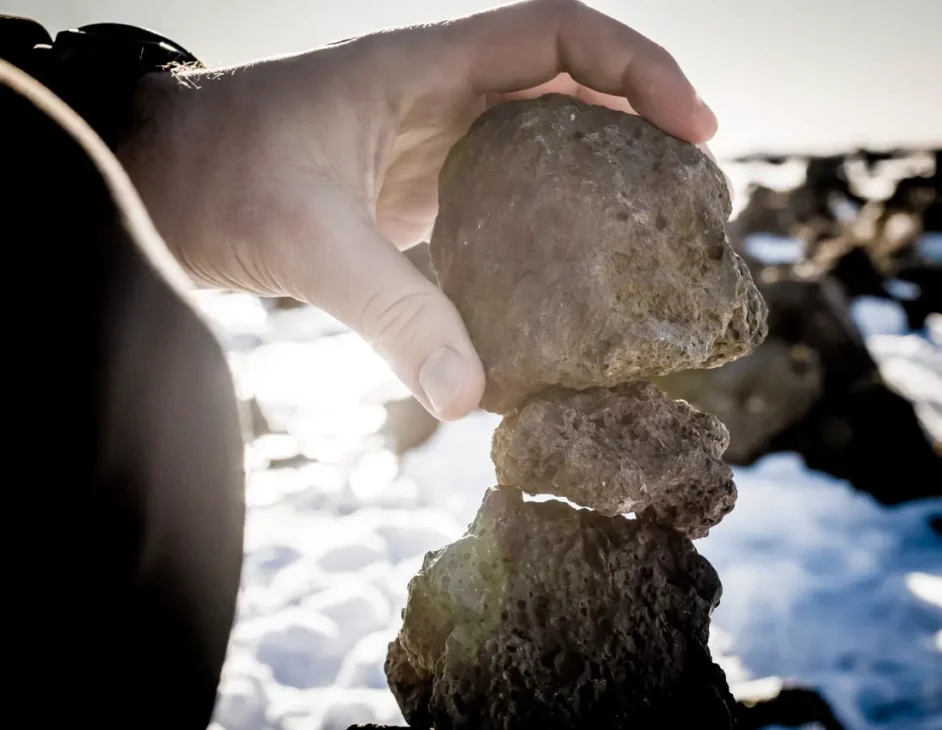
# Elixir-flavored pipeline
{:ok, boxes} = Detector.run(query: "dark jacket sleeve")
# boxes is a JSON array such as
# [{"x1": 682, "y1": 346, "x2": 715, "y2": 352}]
[{"x1": 1, "y1": 21, "x2": 244, "y2": 730}]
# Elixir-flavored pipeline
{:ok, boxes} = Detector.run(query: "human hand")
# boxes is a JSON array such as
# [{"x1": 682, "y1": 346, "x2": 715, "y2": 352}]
[{"x1": 120, "y1": 0, "x2": 717, "y2": 422}]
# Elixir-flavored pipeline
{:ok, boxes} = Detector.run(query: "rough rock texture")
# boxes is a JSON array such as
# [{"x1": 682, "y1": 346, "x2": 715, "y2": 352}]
[
  {"x1": 430, "y1": 94, "x2": 768, "y2": 412},
  {"x1": 386, "y1": 488, "x2": 735, "y2": 730},
  {"x1": 491, "y1": 381, "x2": 735, "y2": 538},
  {"x1": 655, "y1": 340, "x2": 823, "y2": 463}
]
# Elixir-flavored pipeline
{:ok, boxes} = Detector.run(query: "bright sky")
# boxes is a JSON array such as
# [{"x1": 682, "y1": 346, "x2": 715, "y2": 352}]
[{"x1": 12, "y1": 0, "x2": 942, "y2": 158}]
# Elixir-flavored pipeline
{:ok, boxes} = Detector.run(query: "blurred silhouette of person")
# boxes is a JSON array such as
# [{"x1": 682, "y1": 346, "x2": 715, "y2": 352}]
[{"x1": 1, "y1": 3, "x2": 718, "y2": 727}]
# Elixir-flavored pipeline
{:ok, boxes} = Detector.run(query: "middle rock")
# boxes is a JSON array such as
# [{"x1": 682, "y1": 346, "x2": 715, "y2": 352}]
[{"x1": 491, "y1": 381, "x2": 736, "y2": 538}]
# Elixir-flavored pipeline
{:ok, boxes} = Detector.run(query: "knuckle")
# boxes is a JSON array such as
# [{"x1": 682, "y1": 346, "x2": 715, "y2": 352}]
[
  {"x1": 534, "y1": 0, "x2": 581, "y2": 21},
  {"x1": 360, "y1": 287, "x2": 436, "y2": 356},
  {"x1": 646, "y1": 40, "x2": 682, "y2": 72}
]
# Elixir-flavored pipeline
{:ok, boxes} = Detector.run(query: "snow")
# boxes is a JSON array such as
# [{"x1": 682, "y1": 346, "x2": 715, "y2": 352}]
[
  {"x1": 885, "y1": 278, "x2": 922, "y2": 301},
  {"x1": 699, "y1": 454, "x2": 942, "y2": 730},
  {"x1": 198, "y1": 297, "x2": 941, "y2": 730},
  {"x1": 851, "y1": 296, "x2": 909, "y2": 338},
  {"x1": 917, "y1": 233, "x2": 942, "y2": 264},
  {"x1": 743, "y1": 233, "x2": 805, "y2": 265}
]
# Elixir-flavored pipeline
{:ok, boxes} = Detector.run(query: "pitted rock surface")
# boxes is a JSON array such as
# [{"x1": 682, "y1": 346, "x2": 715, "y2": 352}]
[
  {"x1": 491, "y1": 381, "x2": 735, "y2": 538},
  {"x1": 386, "y1": 488, "x2": 734, "y2": 729},
  {"x1": 429, "y1": 94, "x2": 768, "y2": 412}
]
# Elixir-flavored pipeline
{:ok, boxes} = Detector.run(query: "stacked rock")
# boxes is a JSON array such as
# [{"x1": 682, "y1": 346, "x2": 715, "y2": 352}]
[{"x1": 384, "y1": 95, "x2": 768, "y2": 729}]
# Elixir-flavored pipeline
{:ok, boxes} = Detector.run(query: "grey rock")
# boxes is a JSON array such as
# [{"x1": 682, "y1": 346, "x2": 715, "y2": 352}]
[
  {"x1": 386, "y1": 488, "x2": 735, "y2": 729},
  {"x1": 491, "y1": 381, "x2": 736, "y2": 538},
  {"x1": 430, "y1": 94, "x2": 767, "y2": 412}
]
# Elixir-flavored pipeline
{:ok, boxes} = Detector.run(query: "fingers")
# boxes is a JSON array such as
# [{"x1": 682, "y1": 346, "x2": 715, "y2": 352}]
[
  {"x1": 292, "y1": 186, "x2": 485, "y2": 421},
  {"x1": 488, "y1": 72, "x2": 638, "y2": 115},
  {"x1": 443, "y1": 0, "x2": 716, "y2": 143}
]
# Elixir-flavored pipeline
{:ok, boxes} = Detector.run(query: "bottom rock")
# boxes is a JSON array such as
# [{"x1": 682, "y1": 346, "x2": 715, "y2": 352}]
[{"x1": 386, "y1": 488, "x2": 735, "y2": 729}]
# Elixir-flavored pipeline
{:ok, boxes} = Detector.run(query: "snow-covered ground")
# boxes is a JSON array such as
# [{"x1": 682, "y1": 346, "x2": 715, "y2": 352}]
[{"x1": 197, "y1": 285, "x2": 941, "y2": 730}]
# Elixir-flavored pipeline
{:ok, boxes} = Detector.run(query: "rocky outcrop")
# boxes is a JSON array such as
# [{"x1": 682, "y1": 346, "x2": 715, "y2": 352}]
[{"x1": 388, "y1": 95, "x2": 768, "y2": 729}]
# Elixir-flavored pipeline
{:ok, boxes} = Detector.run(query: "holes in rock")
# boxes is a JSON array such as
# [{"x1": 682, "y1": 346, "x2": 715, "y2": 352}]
[
  {"x1": 616, "y1": 211, "x2": 630, "y2": 222},
  {"x1": 655, "y1": 212, "x2": 668, "y2": 230},
  {"x1": 707, "y1": 244, "x2": 725, "y2": 260}
]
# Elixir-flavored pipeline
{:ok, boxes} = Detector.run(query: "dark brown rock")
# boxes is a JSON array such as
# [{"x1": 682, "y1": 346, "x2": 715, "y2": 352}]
[
  {"x1": 658, "y1": 268, "x2": 941, "y2": 502},
  {"x1": 655, "y1": 340, "x2": 823, "y2": 464},
  {"x1": 385, "y1": 637, "x2": 433, "y2": 729},
  {"x1": 430, "y1": 94, "x2": 768, "y2": 413},
  {"x1": 386, "y1": 488, "x2": 735, "y2": 729},
  {"x1": 737, "y1": 682, "x2": 845, "y2": 730},
  {"x1": 491, "y1": 381, "x2": 735, "y2": 538}
]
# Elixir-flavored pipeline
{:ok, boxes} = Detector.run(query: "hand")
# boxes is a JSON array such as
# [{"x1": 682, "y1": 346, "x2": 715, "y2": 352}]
[{"x1": 119, "y1": 0, "x2": 717, "y2": 422}]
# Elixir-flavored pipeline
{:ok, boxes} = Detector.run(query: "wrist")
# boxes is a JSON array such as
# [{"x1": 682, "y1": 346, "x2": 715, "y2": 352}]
[{"x1": 116, "y1": 70, "x2": 196, "y2": 277}]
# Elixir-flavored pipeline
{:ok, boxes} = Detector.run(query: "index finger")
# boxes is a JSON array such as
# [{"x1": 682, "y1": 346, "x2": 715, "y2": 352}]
[{"x1": 446, "y1": 0, "x2": 717, "y2": 144}]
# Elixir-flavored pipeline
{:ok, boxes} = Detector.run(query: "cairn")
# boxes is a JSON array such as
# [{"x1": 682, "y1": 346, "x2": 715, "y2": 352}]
[{"x1": 385, "y1": 95, "x2": 768, "y2": 729}]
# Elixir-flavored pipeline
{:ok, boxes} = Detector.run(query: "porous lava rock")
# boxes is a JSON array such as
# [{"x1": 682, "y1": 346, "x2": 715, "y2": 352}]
[
  {"x1": 429, "y1": 94, "x2": 767, "y2": 412},
  {"x1": 491, "y1": 381, "x2": 735, "y2": 538},
  {"x1": 386, "y1": 488, "x2": 735, "y2": 729}
]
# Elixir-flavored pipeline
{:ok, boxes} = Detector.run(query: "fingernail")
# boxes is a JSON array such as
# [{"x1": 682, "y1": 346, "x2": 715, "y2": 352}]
[
  {"x1": 699, "y1": 94, "x2": 718, "y2": 122},
  {"x1": 419, "y1": 347, "x2": 468, "y2": 414}
]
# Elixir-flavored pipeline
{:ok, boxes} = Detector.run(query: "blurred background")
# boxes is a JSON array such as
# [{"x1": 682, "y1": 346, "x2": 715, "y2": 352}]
[
  {"x1": 11, "y1": 2, "x2": 941, "y2": 729},
  {"x1": 12, "y1": 0, "x2": 942, "y2": 157}
]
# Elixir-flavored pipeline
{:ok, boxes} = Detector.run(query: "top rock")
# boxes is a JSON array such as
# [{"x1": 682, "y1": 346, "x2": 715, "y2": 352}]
[{"x1": 430, "y1": 94, "x2": 768, "y2": 412}]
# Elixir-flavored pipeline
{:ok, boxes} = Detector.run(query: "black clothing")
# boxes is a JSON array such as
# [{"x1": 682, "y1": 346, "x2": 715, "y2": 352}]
[{"x1": 2, "y1": 16, "x2": 244, "y2": 729}]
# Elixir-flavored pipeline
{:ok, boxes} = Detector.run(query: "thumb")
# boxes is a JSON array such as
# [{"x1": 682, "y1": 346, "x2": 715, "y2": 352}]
[{"x1": 293, "y1": 191, "x2": 485, "y2": 422}]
